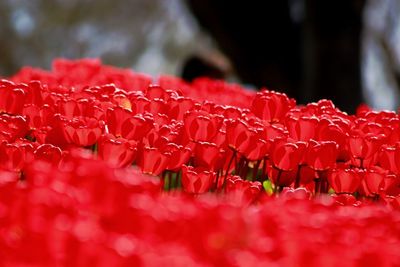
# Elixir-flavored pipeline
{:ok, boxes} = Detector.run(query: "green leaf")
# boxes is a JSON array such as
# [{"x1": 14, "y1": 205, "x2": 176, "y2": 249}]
[{"x1": 263, "y1": 180, "x2": 274, "y2": 196}]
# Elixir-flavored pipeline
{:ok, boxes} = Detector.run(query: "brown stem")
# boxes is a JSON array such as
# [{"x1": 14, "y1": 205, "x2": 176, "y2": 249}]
[
  {"x1": 294, "y1": 165, "x2": 302, "y2": 188},
  {"x1": 222, "y1": 150, "x2": 236, "y2": 189},
  {"x1": 252, "y1": 160, "x2": 262, "y2": 181},
  {"x1": 274, "y1": 169, "x2": 282, "y2": 194}
]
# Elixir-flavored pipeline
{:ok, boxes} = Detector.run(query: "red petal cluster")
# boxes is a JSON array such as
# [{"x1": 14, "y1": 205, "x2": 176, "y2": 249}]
[{"x1": 0, "y1": 58, "x2": 399, "y2": 266}]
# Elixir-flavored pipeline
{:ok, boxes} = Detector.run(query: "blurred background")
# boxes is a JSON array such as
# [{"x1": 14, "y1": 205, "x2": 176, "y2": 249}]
[{"x1": 1, "y1": 0, "x2": 400, "y2": 113}]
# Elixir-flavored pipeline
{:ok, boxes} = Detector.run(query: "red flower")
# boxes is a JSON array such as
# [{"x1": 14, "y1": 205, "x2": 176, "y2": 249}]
[
  {"x1": 296, "y1": 165, "x2": 317, "y2": 186},
  {"x1": 24, "y1": 81, "x2": 44, "y2": 106},
  {"x1": 97, "y1": 134, "x2": 137, "y2": 168},
  {"x1": 64, "y1": 117, "x2": 103, "y2": 147},
  {"x1": 168, "y1": 96, "x2": 195, "y2": 121},
  {"x1": 316, "y1": 119, "x2": 347, "y2": 144},
  {"x1": 225, "y1": 119, "x2": 256, "y2": 154},
  {"x1": 194, "y1": 141, "x2": 220, "y2": 170},
  {"x1": 379, "y1": 144, "x2": 400, "y2": 174},
  {"x1": 44, "y1": 114, "x2": 70, "y2": 148},
  {"x1": 305, "y1": 140, "x2": 338, "y2": 171},
  {"x1": 225, "y1": 176, "x2": 262, "y2": 205},
  {"x1": 113, "y1": 93, "x2": 132, "y2": 111},
  {"x1": 328, "y1": 168, "x2": 362, "y2": 194},
  {"x1": 0, "y1": 81, "x2": 26, "y2": 114},
  {"x1": 129, "y1": 94, "x2": 151, "y2": 114},
  {"x1": 251, "y1": 90, "x2": 295, "y2": 122},
  {"x1": 347, "y1": 134, "x2": 385, "y2": 168},
  {"x1": 0, "y1": 141, "x2": 34, "y2": 171},
  {"x1": 33, "y1": 144, "x2": 62, "y2": 164},
  {"x1": 184, "y1": 110, "x2": 220, "y2": 142},
  {"x1": 106, "y1": 106, "x2": 134, "y2": 137},
  {"x1": 270, "y1": 140, "x2": 305, "y2": 171},
  {"x1": 142, "y1": 127, "x2": 170, "y2": 149},
  {"x1": 137, "y1": 146, "x2": 170, "y2": 176},
  {"x1": 144, "y1": 84, "x2": 169, "y2": 100},
  {"x1": 267, "y1": 163, "x2": 297, "y2": 187},
  {"x1": 359, "y1": 167, "x2": 386, "y2": 197},
  {"x1": 286, "y1": 116, "x2": 319, "y2": 141},
  {"x1": 164, "y1": 143, "x2": 191, "y2": 171},
  {"x1": 181, "y1": 165, "x2": 215, "y2": 193},
  {"x1": 244, "y1": 137, "x2": 269, "y2": 161},
  {"x1": 382, "y1": 173, "x2": 400, "y2": 196},
  {"x1": 147, "y1": 98, "x2": 167, "y2": 115},
  {"x1": 22, "y1": 105, "x2": 44, "y2": 130},
  {"x1": 57, "y1": 98, "x2": 84, "y2": 119},
  {"x1": 0, "y1": 114, "x2": 29, "y2": 142},
  {"x1": 120, "y1": 114, "x2": 154, "y2": 141},
  {"x1": 280, "y1": 187, "x2": 312, "y2": 200}
]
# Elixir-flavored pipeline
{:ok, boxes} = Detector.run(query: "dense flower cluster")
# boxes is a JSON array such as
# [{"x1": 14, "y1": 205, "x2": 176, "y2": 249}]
[{"x1": 1, "y1": 58, "x2": 400, "y2": 266}]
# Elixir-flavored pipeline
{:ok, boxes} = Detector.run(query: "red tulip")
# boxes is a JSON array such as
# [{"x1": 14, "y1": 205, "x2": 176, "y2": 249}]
[
  {"x1": 142, "y1": 127, "x2": 170, "y2": 149},
  {"x1": 130, "y1": 95, "x2": 151, "y2": 114},
  {"x1": 379, "y1": 144, "x2": 400, "y2": 174},
  {"x1": 181, "y1": 165, "x2": 215, "y2": 193},
  {"x1": 64, "y1": 117, "x2": 103, "y2": 147},
  {"x1": 194, "y1": 142, "x2": 220, "y2": 170},
  {"x1": 225, "y1": 176, "x2": 262, "y2": 205},
  {"x1": 261, "y1": 122, "x2": 288, "y2": 140},
  {"x1": 120, "y1": 114, "x2": 154, "y2": 141},
  {"x1": 280, "y1": 187, "x2": 312, "y2": 200},
  {"x1": 316, "y1": 120, "x2": 347, "y2": 143},
  {"x1": 0, "y1": 142, "x2": 34, "y2": 171},
  {"x1": 222, "y1": 106, "x2": 243, "y2": 120},
  {"x1": 0, "y1": 114, "x2": 29, "y2": 142},
  {"x1": 24, "y1": 80, "x2": 44, "y2": 106},
  {"x1": 359, "y1": 167, "x2": 386, "y2": 197},
  {"x1": 137, "y1": 146, "x2": 170, "y2": 176},
  {"x1": 44, "y1": 114, "x2": 71, "y2": 148},
  {"x1": 305, "y1": 140, "x2": 338, "y2": 171},
  {"x1": 251, "y1": 90, "x2": 295, "y2": 122},
  {"x1": 33, "y1": 144, "x2": 62, "y2": 164},
  {"x1": 347, "y1": 134, "x2": 385, "y2": 168},
  {"x1": 225, "y1": 119, "x2": 256, "y2": 154},
  {"x1": 106, "y1": 106, "x2": 134, "y2": 137},
  {"x1": 267, "y1": 163, "x2": 297, "y2": 187},
  {"x1": 184, "y1": 111, "x2": 219, "y2": 142},
  {"x1": 328, "y1": 168, "x2": 362, "y2": 194},
  {"x1": 270, "y1": 140, "x2": 304, "y2": 171},
  {"x1": 22, "y1": 105, "x2": 43, "y2": 129},
  {"x1": 164, "y1": 143, "x2": 191, "y2": 171},
  {"x1": 244, "y1": 137, "x2": 269, "y2": 161},
  {"x1": 0, "y1": 84, "x2": 26, "y2": 114},
  {"x1": 112, "y1": 93, "x2": 132, "y2": 111},
  {"x1": 57, "y1": 98, "x2": 83, "y2": 119},
  {"x1": 382, "y1": 173, "x2": 400, "y2": 196},
  {"x1": 167, "y1": 96, "x2": 195, "y2": 121},
  {"x1": 286, "y1": 116, "x2": 319, "y2": 141},
  {"x1": 152, "y1": 113, "x2": 170, "y2": 126},
  {"x1": 97, "y1": 134, "x2": 137, "y2": 168},
  {"x1": 296, "y1": 165, "x2": 317, "y2": 186},
  {"x1": 147, "y1": 98, "x2": 167, "y2": 115},
  {"x1": 145, "y1": 84, "x2": 169, "y2": 100}
]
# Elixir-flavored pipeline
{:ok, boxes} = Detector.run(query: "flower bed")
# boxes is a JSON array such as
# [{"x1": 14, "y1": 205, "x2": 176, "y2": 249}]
[{"x1": 1, "y1": 58, "x2": 400, "y2": 266}]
